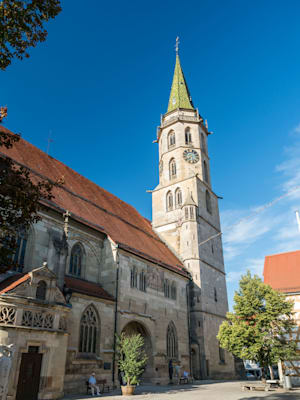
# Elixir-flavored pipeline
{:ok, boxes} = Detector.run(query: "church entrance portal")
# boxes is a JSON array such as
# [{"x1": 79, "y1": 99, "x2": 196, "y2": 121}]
[
  {"x1": 16, "y1": 348, "x2": 43, "y2": 400},
  {"x1": 122, "y1": 321, "x2": 153, "y2": 382}
]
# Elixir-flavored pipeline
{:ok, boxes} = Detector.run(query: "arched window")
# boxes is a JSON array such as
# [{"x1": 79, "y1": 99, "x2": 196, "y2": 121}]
[
  {"x1": 130, "y1": 267, "x2": 138, "y2": 288},
  {"x1": 219, "y1": 345, "x2": 225, "y2": 364},
  {"x1": 203, "y1": 160, "x2": 208, "y2": 183},
  {"x1": 36, "y1": 280, "x2": 47, "y2": 300},
  {"x1": 168, "y1": 130, "x2": 176, "y2": 148},
  {"x1": 201, "y1": 133, "x2": 206, "y2": 153},
  {"x1": 139, "y1": 271, "x2": 147, "y2": 292},
  {"x1": 206, "y1": 190, "x2": 212, "y2": 214},
  {"x1": 166, "y1": 191, "x2": 173, "y2": 211},
  {"x1": 13, "y1": 230, "x2": 27, "y2": 272},
  {"x1": 185, "y1": 127, "x2": 192, "y2": 144},
  {"x1": 171, "y1": 282, "x2": 177, "y2": 300},
  {"x1": 167, "y1": 322, "x2": 178, "y2": 359},
  {"x1": 164, "y1": 279, "x2": 170, "y2": 298},
  {"x1": 184, "y1": 207, "x2": 189, "y2": 220},
  {"x1": 79, "y1": 305, "x2": 99, "y2": 354},
  {"x1": 69, "y1": 244, "x2": 83, "y2": 277},
  {"x1": 214, "y1": 288, "x2": 218, "y2": 302},
  {"x1": 169, "y1": 158, "x2": 176, "y2": 180},
  {"x1": 175, "y1": 188, "x2": 182, "y2": 208},
  {"x1": 190, "y1": 206, "x2": 195, "y2": 219}
]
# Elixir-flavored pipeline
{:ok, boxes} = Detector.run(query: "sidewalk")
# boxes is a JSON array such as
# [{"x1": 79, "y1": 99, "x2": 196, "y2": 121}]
[{"x1": 63, "y1": 381, "x2": 300, "y2": 400}]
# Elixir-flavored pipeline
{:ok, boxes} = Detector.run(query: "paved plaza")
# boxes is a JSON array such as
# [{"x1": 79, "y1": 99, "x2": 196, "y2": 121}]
[{"x1": 64, "y1": 381, "x2": 300, "y2": 400}]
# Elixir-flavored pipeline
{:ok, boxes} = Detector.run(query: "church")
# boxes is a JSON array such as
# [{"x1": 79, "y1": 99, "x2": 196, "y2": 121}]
[{"x1": 0, "y1": 49, "x2": 236, "y2": 400}]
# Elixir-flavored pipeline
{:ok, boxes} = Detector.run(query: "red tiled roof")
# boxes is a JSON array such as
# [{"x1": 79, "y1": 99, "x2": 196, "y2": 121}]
[
  {"x1": 0, "y1": 126, "x2": 187, "y2": 277},
  {"x1": 65, "y1": 276, "x2": 114, "y2": 301},
  {"x1": 0, "y1": 273, "x2": 30, "y2": 294},
  {"x1": 263, "y1": 250, "x2": 300, "y2": 293}
]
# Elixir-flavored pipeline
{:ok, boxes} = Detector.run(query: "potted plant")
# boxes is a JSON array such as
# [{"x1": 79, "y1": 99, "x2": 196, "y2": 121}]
[{"x1": 116, "y1": 332, "x2": 148, "y2": 395}]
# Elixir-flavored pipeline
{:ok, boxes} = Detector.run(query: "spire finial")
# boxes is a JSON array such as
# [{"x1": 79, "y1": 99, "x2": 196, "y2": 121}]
[{"x1": 175, "y1": 36, "x2": 180, "y2": 55}]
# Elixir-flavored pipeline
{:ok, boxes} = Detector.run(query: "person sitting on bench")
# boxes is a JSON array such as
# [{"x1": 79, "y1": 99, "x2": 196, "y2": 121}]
[{"x1": 88, "y1": 373, "x2": 101, "y2": 397}]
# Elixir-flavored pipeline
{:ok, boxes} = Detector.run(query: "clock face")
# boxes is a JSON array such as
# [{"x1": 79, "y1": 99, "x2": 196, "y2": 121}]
[{"x1": 183, "y1": 149, "x2": 199, "y2": 164}]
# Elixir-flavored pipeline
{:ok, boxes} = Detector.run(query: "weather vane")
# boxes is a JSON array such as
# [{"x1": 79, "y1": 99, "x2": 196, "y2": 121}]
[{"x1": 175, "y1": 36, "x2": 180, "y2": 54}]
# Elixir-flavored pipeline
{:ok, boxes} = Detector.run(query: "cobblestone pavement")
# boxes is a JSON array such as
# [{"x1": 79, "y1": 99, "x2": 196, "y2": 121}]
[{"x1": 64, "y1": 381, "x2": 300, "y2": 400}]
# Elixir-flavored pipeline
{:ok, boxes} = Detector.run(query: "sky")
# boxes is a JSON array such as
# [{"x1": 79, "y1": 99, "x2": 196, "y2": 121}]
[{"x1": 2, "y1": 0, "x2": 300, "y2": 309}]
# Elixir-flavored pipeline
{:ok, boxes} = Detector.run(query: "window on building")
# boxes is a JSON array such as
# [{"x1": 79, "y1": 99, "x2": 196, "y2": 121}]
[
  {"x1": 171, "y1": 282, "x2": 177, "y2": 300},
  {"x1": 69, "y1": 243, "x2": 83, "y2": 277},
  {"x1": 166, "y1": 191, "x2": 173, "y2": 211},
  {"x1": 190, "y1": 206, "x2": 195, "y2": 219},
  {"x1": 203, "y1": 160, "x2": 208, "y2": 183},
  {"x1": 201, "y1": 133, "x2": 206, "y2": 153},
  {"x1": 79, "y1": 305, "x2": 99, "y2": 354},
  {"x1": 168, "y1": 131, "x2": 176, "y2": 148},
  {"x1": 219, "y1": 345, "x2": 225, "y2": 364},
  {"x1": 185, "y1": 127, "x2": 192, "y2": 144},
  {"x1": 214, "y1": 288, "x2": 218, "y2": 302},
  {"x1": 164, "y1": 279, "x2": 170, "y2": 298},
  {"x1": 167, "y1": 322, "x2": 178, "y2": 359},
  {"x1": 12, "y1": 230, "x2": 27, "y2": 272},
  {"x1": 175, "y1": 188, "x2": 182, "y2": 208},
  {"x1": 169, "y1": 158, "x2": 176, "y2": 179},
  {"x1": 130, "y1": 267, "x2": 138, "y2": 288},
  {"x1": 206, "y1": 190, "x2": 212, "y2": 214},
  {"x1": 36, "y1": 280, "x2": 47, "y2": 300},
  {"x1": 139, "y1": 271, "x2": 147, "y2": 292},
  {"x1": 185, "y1": 207, "x2": 189, "y2": 220}
]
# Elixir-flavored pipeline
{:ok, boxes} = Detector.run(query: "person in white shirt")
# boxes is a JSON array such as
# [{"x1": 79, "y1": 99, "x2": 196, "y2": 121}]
[{"x1": 88, "y1": 373, "x2": 101, "y2": 396}]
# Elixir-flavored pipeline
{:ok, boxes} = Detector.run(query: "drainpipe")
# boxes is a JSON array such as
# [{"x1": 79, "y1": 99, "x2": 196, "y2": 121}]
[{"x1": 112, "y1": 246, "x2": 120, "y2": 387}]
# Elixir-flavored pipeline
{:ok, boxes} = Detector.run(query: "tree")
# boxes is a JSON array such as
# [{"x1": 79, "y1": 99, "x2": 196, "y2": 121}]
[
  {"x1": 116, "y1": 333, "x2": 148, "y2": 386},
  {"x1": 217, "y1": 272, "x2": 297, "y2": 379},
  {"x1": 0, "y1": 125, "x2": 62, "y2": 273},
  {"x1": 0, "y1": 0, "x2": 62, "y2": 70}
]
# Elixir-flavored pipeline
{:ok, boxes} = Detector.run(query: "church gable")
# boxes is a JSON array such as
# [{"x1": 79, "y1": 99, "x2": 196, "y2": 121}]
[{"x1": 0, "y1": 264, "x2": 66, "y2": 304}]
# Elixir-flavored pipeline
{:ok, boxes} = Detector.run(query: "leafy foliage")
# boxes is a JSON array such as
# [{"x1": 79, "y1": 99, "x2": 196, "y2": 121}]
[
  {"x1": 217, "y1": 272, "x2": 297, "y2": 372},
  {"x1": 0, "y1": 126, "x2": 59, "y2": 273},
  {"x1": 0, "y1": 0, "x2": 62, "y2": 70},
  {"x1": 116, "y1": 332, "x2": 148, "y2": 386}
]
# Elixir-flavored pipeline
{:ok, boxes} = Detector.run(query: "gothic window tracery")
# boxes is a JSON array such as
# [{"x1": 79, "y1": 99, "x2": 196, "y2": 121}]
[
  {"x1": 164, "y1": 279, "x2": 170, "y2": 298},
  {"x1": 175, "y1": 188, "x2": 182, "y2": 208},
  {"x1": 185, "y1": 127, "x2": 192, "y2": 144},
  {"x1": 167, "y1": 321, "x2": 178, "y2": 359},
  {"x1": 79, "y1": 305, "x2": 99, "y2": 354},
  {"x1": 171, "y1": 282, "x2": 177, "y2": 300},
  {"x1": 169, "y1": 158, "x2": 176, "y2": 180},
  {"x1": 166, "y1": 191, "x2": 173, "y2": 211},
  {"x1": 139, "y1": 271, "x2": 147, "y2": 292},
  {"x1": 130, "y1": 267, "x2": 138, "y2": 288},
  {"x1": 11, "y1": 229, "x2": 27, "y2": 272},
  {"x1": 168, "y1": 130, "x2": 176, "y2": 148},
  {"x1": 69, "y1": 243, "x2": 83, "y2": 277},
  {"x1": 36, "y1": 280, "x2": 47, "y2": 300},
  {"x1": 206, "y1": 190, "x2": 212, "y2": 214}
]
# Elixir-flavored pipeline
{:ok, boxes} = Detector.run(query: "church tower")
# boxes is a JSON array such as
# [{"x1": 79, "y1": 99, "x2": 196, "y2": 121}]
[{"x1": 152, "y1": 44, "x2": 235, "y2": 379}]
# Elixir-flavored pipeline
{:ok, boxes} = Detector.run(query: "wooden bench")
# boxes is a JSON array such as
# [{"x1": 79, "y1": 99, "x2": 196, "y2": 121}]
[{"x1": 86, "y1": 379, "x2": 110, "y2": 394}]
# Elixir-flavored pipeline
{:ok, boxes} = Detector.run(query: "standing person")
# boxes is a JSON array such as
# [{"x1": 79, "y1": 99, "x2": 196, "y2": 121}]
[
  {"x1": 168, "y1": 359, "x2": 173, "y2": 383},
  {"x1": 88, "y1": 373, "x2": 101, "y2": 397}
]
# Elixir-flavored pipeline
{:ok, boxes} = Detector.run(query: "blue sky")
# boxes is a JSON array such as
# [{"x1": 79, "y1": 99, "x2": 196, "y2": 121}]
[{"x1": 2, "y1": 0, "x2": 300, "y2": 308}]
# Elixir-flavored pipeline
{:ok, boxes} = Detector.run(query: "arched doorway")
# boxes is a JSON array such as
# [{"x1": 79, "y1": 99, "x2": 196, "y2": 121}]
[{"x1": 122, "y1": 321, "x2": 153, "y2": 382}]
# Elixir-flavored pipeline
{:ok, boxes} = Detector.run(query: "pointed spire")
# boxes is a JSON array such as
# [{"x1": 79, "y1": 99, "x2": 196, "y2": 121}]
[
  {"x1": 167, "y1": 39, "x2": 195, "y2": 113},
  {"x1": 183, "y1": 190, "x2": 197, "y2": 207}
]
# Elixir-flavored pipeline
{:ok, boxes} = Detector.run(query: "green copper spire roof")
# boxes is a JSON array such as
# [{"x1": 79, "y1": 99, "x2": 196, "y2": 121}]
[{"x1": 167, "y1": 54, "x2": 195, "y2": 113}]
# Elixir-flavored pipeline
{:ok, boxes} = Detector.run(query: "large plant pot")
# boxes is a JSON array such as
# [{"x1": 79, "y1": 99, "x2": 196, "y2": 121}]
[{"x1": 121, "y1": 385, "x2": 135, "y2": 396}]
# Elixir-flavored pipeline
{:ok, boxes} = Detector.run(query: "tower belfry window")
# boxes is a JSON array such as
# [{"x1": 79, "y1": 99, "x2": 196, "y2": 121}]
[
  {"x1": 166, "y1": 191, "x2": 173, "y2": 211},
  {"x1": 175, "y1": 188, "x2": 182, "y2": 208},
  {"x1": 168, "y1": 131, "x2": 176, "y2": 148},
  {"x1": 169, "y1": 158, "x2": 176, "y2": 180},
  {"x1": 201, "y1": 133, "x2": 206, "y2": 153},
  {"x1": 206, "y1": 190, "x2": 212, "y2": 214},
  {"x1": 185, "y1": 127, "x2": 192, "y2": 144}
]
